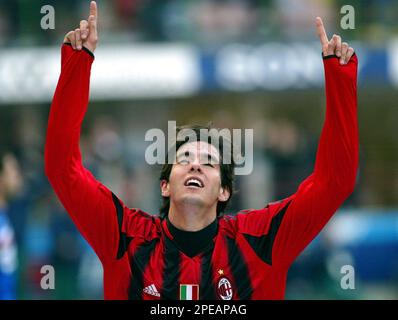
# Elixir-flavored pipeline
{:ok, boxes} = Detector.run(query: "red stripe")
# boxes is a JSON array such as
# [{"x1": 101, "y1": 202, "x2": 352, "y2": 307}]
[
  {"x1": 161, "y1": 219, "x2": 174, "y2": 240},
  {"x1": 192, "y1": 285, "x2": 199, "y2": 300}
]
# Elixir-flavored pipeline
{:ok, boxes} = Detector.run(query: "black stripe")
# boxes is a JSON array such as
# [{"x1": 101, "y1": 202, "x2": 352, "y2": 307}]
[
  {"x1": 129, "y1": 239, "x2": 157, "y2": 300},
  {"x1": 322, "y1": 52, "x2": 356, "y2": 60},
  {"x1": 199, "y1": 245, "x2": 217, "y2": 300},
  {"x1": 63, "y1": 42, "x2": 95, "y2": 58},
  {"x1": 161, "y1": 236, "x2": 181, "y2": 300},
  {"x1": 225, "y1": 236, "x2": 253, "y2": 300},
  {"x1": 82, "y1": 46, "x2": 95, "y2": 58},
  {"x1": 243, "y1": 201, "x2": 291, "y2": 266},
  {"x1": 111, "y1": 193, "x2": 131, "y2": 259},
  {"x1": 322, "y1": 53, "x2": 338, "y2": 59}
]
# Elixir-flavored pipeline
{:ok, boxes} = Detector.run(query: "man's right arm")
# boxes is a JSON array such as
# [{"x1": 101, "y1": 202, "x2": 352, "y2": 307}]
[{"x1": 45, "y1": 2, "x2": 122, "y2": 263}]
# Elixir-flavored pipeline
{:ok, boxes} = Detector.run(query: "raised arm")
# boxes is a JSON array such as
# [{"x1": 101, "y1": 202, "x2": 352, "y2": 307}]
[
  {"x1": 269, "y1": 18, "x2": 359, "y2": 267},
  {"x1": 45, "y1": 1, "x2": 124, "y2": 263},
  {"x1": 311, "y1": 17, "x2": 357, "y2": 185},
  {"x1": 236, "y1": 18, "x2": 358, "y2": 270}
]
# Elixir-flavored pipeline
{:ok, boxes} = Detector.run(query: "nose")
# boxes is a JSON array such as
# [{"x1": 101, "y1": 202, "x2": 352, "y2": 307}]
[{"x1": 189, "y1": 158, "x2": 202, "y2": 173}]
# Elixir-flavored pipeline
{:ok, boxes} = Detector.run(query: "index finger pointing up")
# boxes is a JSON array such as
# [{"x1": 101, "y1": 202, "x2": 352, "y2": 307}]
[
  {"x1": 89, "y1": 1, "x2": 97, "y2": 19},
  {"x1": 88, "y1": 1, "x2": 98, "y2": 36},
  {"x1": 316, "y1": 17, "x2": 329, "y2": 52}
]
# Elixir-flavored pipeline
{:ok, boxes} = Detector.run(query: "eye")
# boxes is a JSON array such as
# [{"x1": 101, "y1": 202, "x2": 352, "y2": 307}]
[{"x1": 202, "y1": 155, "x2": 218, "y2": 167}]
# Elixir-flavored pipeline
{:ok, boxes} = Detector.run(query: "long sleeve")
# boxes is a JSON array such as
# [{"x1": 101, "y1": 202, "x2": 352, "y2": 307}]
[
  {"x1": 271, "y1": 53, "x2": 359, "y2": 267},
  {"x1": 236, "y1": 53, "x2": 359, "y2": 269},
  {"x1": 45, "y1": 44, "x2": 121, "y2": 263}
]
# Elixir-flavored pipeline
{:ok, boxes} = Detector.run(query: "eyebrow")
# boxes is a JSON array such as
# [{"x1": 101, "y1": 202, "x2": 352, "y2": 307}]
[
  {"x1": 204, "y1": 153, "x2": 219, "y2": 163},
  {"x1": 176, "y1": 151, "x2": 219, "y2": 163}
]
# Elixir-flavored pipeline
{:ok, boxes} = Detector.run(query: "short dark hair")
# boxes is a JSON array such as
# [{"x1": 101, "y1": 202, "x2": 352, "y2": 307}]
[{"x1": 159, "y1": 124, "x2": 235, "y2": 218}]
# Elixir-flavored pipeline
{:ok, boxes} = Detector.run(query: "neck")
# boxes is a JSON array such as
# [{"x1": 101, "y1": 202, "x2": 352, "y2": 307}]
[{"x1": 168, "y1": 201, "x2": 217, "y2": 231}]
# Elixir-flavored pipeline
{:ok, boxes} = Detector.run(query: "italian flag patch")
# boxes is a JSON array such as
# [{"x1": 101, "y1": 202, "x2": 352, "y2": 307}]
[{"x1": 180, "y1": 284, "x2": 199, "y2": 300}]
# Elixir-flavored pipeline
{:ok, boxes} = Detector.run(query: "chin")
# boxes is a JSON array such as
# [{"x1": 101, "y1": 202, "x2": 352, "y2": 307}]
[{"x1": 180, "y1": 194, "x2": 206, "y2": 207}]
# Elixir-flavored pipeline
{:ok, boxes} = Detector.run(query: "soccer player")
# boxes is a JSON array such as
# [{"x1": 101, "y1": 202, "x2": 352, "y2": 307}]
[{"x1": 45, "y1": 1, "x2": 358, "y2": 299}]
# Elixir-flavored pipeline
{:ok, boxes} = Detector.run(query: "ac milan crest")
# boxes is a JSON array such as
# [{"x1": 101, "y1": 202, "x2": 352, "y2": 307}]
[{"x1": 217, "y1": 277, "x2": 233, "y2": 300}]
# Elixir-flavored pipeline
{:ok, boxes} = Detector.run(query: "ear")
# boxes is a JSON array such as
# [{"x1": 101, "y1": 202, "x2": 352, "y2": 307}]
[
  {"x1": 218, "y1": 187, "x2": 230, "y2": 202},
  {"x1": 160, "y1": 179, "x2": 170, "y2": 197}
]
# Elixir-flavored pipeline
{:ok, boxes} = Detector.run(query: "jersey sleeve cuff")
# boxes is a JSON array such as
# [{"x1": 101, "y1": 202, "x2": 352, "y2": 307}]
[
  {"x1": 63, "y1": 42, "x2": 95, "y2": 59},
  {"x1": 322, "y1": 52, "x2": 356, "y2": 60}
]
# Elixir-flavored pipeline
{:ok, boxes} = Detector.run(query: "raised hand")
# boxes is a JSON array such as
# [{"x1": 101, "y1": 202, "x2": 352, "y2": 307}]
[
  {"x1": 316, "y1": 17, "x2": 354, "y2": 65},
  {"x1": 63, "y1": 1, "x2": 98, "y2": 53}
]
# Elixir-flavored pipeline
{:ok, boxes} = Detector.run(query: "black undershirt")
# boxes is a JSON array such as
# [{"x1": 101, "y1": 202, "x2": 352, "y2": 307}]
[{"x1": 166, "y1": 217, "x2": 218, "y2": 258}]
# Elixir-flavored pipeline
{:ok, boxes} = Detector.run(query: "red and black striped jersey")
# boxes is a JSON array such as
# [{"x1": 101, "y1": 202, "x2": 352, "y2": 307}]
[
  {"x1": 45, "y1": 44, "x2": 358, "y2": 300},
  {"x1": 109, "y1": 195, "x2": 306, "y2": 300}
]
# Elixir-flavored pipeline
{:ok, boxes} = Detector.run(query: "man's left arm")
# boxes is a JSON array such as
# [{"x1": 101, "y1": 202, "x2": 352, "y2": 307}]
[{"x1": 269, "y1": 18, "x2": 359, "y2": 268}]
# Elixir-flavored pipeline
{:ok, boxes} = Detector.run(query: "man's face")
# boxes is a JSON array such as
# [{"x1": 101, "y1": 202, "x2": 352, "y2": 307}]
[{"x1": 161, "y1": 141, "x2": 230, "y2": 212}]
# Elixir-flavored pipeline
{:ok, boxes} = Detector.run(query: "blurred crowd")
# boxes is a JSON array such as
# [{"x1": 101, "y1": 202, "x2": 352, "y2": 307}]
[{"x1": 0, "y1": 0, "x2": 398, "y2": 47}]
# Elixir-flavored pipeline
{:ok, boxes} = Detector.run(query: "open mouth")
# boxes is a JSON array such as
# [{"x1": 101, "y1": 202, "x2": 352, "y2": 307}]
[{"x1": 184, "y1": 177, "x2": 204, "y2": 188}]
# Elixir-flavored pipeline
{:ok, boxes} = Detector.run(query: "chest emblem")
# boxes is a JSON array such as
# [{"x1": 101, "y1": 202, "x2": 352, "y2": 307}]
[{"x1": 217, "y1": 277, "x2": 233, "y2": 300}]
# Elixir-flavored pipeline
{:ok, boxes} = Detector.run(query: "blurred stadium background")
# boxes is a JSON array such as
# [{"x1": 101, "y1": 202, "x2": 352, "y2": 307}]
[{"x1": 0, "y1": 0, "x2": 397, "y2": 299}]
